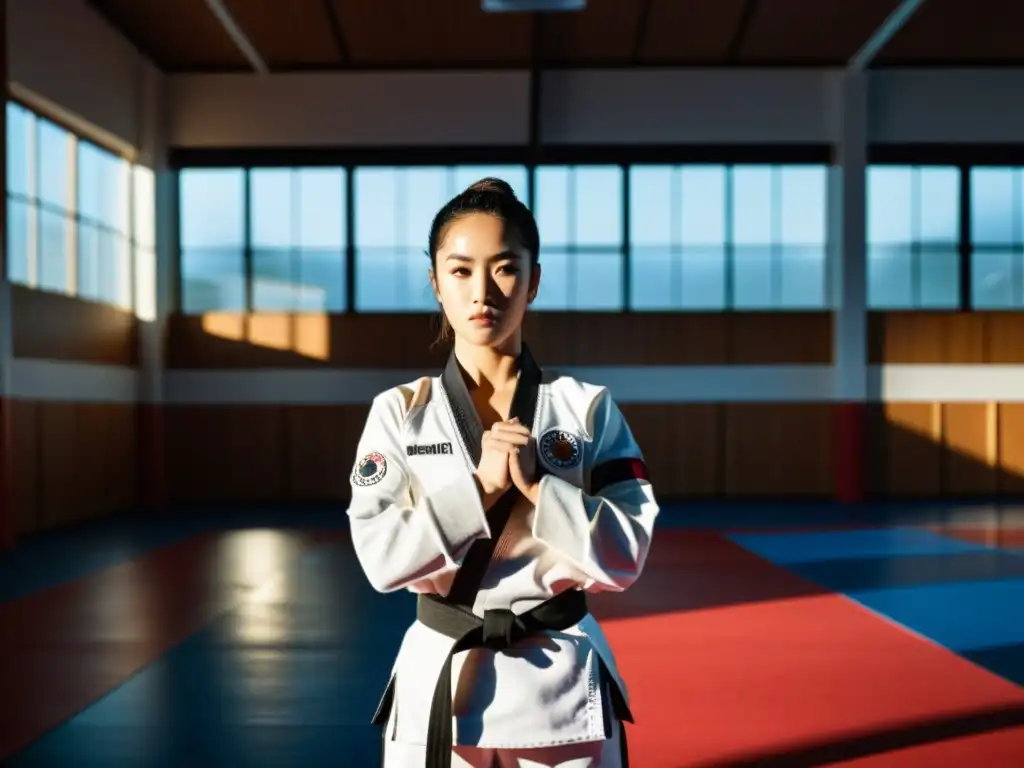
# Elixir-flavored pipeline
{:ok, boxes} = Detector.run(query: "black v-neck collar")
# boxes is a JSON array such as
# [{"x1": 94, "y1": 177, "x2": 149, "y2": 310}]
[{"x1": 440, "y1": 345, "x2": 542, "y2": 466}]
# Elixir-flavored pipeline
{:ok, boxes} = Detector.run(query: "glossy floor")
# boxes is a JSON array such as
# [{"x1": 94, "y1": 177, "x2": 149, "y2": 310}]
[{"x1": 1, "y1": 502, "x2": 1023, "y2": 767}]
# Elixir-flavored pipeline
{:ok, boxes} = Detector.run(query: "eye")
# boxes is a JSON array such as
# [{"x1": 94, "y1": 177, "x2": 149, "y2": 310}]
[
  {"x1": 451, "y1": 266, "x2": 471, "y2": 276},
  {"x1": 497, "y1": 264, "x2": 520, "y2": 275}
]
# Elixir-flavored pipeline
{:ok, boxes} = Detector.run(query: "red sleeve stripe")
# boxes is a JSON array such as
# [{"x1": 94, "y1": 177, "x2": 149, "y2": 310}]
[{"x1": 591, "y1": 457, "x2": 649, "y2": 494}]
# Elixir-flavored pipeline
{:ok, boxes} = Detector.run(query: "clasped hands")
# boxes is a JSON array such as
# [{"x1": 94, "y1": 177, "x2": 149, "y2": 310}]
[{"x1": 474, "y1": 418, "x2": 541, "y2": 506}]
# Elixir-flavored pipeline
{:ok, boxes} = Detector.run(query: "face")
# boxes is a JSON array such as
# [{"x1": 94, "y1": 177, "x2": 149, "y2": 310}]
[{"x1": 430, "y1": 212, "x2": 539, "y2": 349}]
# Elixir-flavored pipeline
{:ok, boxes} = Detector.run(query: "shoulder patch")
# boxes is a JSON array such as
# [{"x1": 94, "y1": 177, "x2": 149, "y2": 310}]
[
  {"x1": 352, "y1": 451, "x2": 388, "y2": 487},
  {"x1": 539, "y1": 428, "x2": 583, "y2": 470}
]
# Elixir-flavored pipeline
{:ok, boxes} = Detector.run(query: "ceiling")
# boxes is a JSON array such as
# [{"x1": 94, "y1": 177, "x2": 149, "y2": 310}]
[{"x1": 88, "y1": 0, "x2": 1022, "y2": 73}]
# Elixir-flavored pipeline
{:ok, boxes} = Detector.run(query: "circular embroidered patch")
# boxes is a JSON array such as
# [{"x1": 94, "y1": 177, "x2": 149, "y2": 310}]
[
  {"x1": 353, "y1": 451, "x2": 387, "y2": 487},
  {"x1": 539, "y1": 428, "x2": 582, "y2": 470}
]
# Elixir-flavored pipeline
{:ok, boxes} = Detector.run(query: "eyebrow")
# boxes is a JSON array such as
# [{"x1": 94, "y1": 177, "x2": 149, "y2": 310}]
[{"x1": 445, "y1": 251, "x2": 519, "y2": 263}]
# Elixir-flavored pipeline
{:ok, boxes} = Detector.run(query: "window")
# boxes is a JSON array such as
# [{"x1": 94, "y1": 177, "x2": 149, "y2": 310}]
[
  {"x1": 6, "y1": 102, "x2": 34, "y2": 285},
  {"x1": 738, "y1": 165, "x2": 828, "y2": 309},
  {"x1": 250, "y1": 167, "x2": 347, "y2": 312},
  {"x1": 78, "y1": 140, "x2": 131, "y2": 308},
  {"x1": 5, "y1": 105, "x2": 77, "y2": 294},
  {"x1": 354, "y1": 165, "x2": 528, "y2": 312},
  {"x1": 970, "y1": 167, "x2": 1024, "y2": 309},
  {"x1": 867, "y1": 165, "x2": 960, "y2": 309},
  {"x1": 629, "y1": 164, "x2": 827, "y2": 310},
  {"x1": 36, "y1": 118, "x2": 74, "y2": 294},
  {"x1": 6, "y1": 100, "x2": 144, "y2": 312},
  {"x1": 179, "y1": 168, "x2": 246, "y2": 312},
  {"x1": 629, "y1": 165, "x2": 725, "y2": 309},
  {"x1": 534, "y1": 165, "x2": 624, "y2": 310}
]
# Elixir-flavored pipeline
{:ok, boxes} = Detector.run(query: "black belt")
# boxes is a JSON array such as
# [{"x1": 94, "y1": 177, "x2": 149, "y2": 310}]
[
  {"x1": 371, "y1": 476, "x2": 631, "y2": 765},
  {"x1": 417, "y1": 588, "x2": 590, "y2": 768}
]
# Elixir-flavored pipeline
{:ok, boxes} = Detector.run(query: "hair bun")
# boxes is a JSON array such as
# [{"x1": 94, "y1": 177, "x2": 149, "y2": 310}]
[{"x1": 465, "y1": 177, "x2": 516, "y2": 199}]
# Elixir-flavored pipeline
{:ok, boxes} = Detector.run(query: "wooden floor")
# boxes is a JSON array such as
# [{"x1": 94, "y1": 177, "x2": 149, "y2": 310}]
[{"x1": 1, "y1": 502, "x2": 1023, "y2": 767}]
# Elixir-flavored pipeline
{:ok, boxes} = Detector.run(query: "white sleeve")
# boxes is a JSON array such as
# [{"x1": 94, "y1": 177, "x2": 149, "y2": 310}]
[
  {"x1": 530, "y1": 389, "x2": 659, "y2": 593},
  {"x1": 347, "y1": 390, "x2": 490, "y2": 593}
]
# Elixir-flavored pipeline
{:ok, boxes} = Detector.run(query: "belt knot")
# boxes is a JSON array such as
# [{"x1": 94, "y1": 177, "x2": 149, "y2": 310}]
[{"x1": 481, "y1": 608, "x2": 523, "y2": 650}]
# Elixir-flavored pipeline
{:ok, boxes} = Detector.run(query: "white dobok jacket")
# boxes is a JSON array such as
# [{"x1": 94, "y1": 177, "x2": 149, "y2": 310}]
[{"x1": 347, "y1": 346, "x2": 659, "y2": 752}]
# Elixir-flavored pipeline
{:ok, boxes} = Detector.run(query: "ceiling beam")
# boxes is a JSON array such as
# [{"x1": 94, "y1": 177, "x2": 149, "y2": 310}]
[
  {"x1": 848, "y1": 0, "x2": 928, "y2": 70},
  {"x1": 203, "y1": 0, "x2": 269, "y2": 74},
  {"x1": 630, "y1": 0, "x2": 653, "y2": 64},
  {"x1": 528, "y1": 13, "x2": 543, "y2": 162},
  {"x1": 727, "y1": 0, "x2": 759, "y2": 62},
  {"x1": 322, "y1": 0, "x2": 350, "y2": 65}
]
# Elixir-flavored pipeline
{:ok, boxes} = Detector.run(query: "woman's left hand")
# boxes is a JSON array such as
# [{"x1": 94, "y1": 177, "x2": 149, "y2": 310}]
[{"x1": 500, "y1": 420, "x2": 541, "y2": 504}]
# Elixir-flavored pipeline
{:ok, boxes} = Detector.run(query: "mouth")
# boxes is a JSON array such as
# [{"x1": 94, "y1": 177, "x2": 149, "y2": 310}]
[{"x1": 469, "y1": 312, "x2": 497, "y2": 326}]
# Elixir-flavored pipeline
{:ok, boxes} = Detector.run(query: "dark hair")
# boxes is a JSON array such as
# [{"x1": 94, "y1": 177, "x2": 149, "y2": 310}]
[{"x1": 427, "y1": 177, "x2": 540, "y2": 344}]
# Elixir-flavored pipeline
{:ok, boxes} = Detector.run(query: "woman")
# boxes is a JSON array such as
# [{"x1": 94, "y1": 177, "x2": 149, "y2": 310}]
[{"x1": 348, "y1": 178, "x2": 659, "y2": 768}]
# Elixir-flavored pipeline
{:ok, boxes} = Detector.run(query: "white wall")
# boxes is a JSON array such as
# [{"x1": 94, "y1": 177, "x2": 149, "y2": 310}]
[
  {"x1": 166, "y1": 68, "x2": 1024, "y2": 148},
  {"x1": 542, "y1": 70, "x2": 836, "y2": 145},
  {"x1": 6, "y1": 0, "x2": 163, "y2": 154},
  {"x1": 168, "y1": 71, "x2": 531, "y2": 148},
  {"x1": 10, "y1": 360, "x2": 1024, "y2": 405},
  {"x1": 158, "y1": 365, "x2": 1024, "y2": 405},
  {"x1": 869, "y1": 69, "x2": 1024, "y2": 144}
]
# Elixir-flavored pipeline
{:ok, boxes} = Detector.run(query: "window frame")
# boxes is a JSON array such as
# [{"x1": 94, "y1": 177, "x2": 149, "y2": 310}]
[
  {"x1": 865, "y1": 163, "x2": 963, "y2": 311},
  {"x1": 172, "y1": 145, "x2": 836, "y2": 316},
  {"x1": 174, "y1": 143, "x2": 1024, "y2": 316},
  {"x1": 967, "y1": 165, "x2": 1024, "y2": 309},
  {"x1": 5, "y1": 97, "x2": 141, "y2": 311}
]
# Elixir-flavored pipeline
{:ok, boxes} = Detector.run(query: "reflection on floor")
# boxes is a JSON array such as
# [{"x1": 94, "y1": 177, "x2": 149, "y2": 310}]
[{"x1": 1, "y1": 502, "x2": 1023, "y2": 767}]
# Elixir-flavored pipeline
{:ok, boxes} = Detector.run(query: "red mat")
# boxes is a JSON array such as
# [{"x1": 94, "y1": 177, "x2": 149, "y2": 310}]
[
  {"x1": 591, "y1": 531, "x2": 1024, "y2": 767},
  {"x1": 930, "y1": 526, "x2": 1024, "y2": 550}
]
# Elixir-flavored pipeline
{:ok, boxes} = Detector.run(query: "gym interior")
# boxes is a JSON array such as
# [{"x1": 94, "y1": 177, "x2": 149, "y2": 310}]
[{"x1": 1, "y1": 0, "x2": 1023, "y2": 765}]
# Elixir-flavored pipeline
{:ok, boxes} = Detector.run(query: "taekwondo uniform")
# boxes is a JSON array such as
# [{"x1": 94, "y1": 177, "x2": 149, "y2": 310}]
[{"x1": 347, "y1": 347, "x2": 659, "y2": 768}]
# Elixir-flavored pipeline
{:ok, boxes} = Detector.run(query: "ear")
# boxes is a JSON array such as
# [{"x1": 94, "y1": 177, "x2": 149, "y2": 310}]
[
  {"x1": 428, "y1": 268, "x2": 441, "y2": 302},
  {"x1": 527, "y1": 263, "x2": 541, "y2": 303}
]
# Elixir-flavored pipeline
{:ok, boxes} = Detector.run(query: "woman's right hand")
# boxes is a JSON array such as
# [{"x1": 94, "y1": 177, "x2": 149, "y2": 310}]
[{"x1": 475, "y1": 418, "x2": 531, "y2": 498}]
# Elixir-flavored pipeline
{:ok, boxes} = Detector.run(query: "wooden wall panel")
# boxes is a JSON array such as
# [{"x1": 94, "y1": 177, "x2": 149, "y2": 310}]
[
  {"x1": 10, "y1": 401, "x2": 137, "y2": 534},
  {"x1": 11, "y1": 287, "x2": 138, "y2": 365},
  {"x1": 723, "y1": 405, "x2": 835, "y2": 497},
  {"x1": 618, "y1": 404, "x2": 721, "y2": 496},
  {"x1": 284, "y1": 406, "x2": 370, "y2": 501},
  {"x1": 943, "y1": 403, "x2": 998, "y2": 496},
  {"x1": 869, "y1": 401, "x2": 1024, "y2": 498},
  {"x1": 999, "y1": 404, "x2": 1024, "y2": 496},
  {"x1": 10, "y1": 400, "x2": 39, "y2": 534},
  {"x1": 875, "y1": 403, "x2": 944, "y2": 496},
  {"x1": 728, "y1": 315, "x2": 832, "y2": 364},
  {"x1": 988, "y1": 314, "x2": 1024, "y2": 363},
  {"x1": 868, "y1": 312, "x2": 1024, "y2": 363},
  {"x1": 157, "y1": 398, "x2": 1024, "y2": 504},
  {"x1": 166, "y1": 312, "x2": 834, "y2": 369},
  {"x1": 166, "y1": 406, "x2": 290, "y2": 502},
  {"x1": 164, "y1": 402, "x2": 838, "y2": 502}
]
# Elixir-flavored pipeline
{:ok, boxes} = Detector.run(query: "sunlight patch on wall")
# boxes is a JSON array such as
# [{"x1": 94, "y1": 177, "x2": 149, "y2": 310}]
[
  {"x1": 292, "y1": 313, "x2": 330, "y2": 360},
  {"x1": 885, "y1": 402, "x2": 942, "y2": 442},
  {"x1": 247, "y1": 313, "x2": 291, "y2": 351},
  {"x1": 200, "y1": 308, "x2": 330, "y2": 361},
  {"x1": 201, "y1": 312, "x2": 246, "y2": 341},
  {"x1": 999, "y1": 403, "x2": 1024, "y2": 479},
  {"x1": 942, "y1": 402, "x2": 999, "y2": 467}
]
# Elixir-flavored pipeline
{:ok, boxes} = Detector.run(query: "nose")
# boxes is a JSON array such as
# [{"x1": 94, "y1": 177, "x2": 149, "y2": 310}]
[{"x1": 471, "y1": 268, "x2": 494, "y2": 305}]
